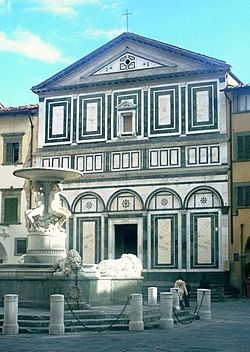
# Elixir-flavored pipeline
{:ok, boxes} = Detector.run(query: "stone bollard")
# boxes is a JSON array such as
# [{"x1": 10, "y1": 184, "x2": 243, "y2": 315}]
[
  {"x1": 2, "y1": 294, "x2": 19, "y2": 335},
  {"x1": 160, "y1": 292, "x2": 174, "y2": 329},
  {"x1": 197, "y1": 289, "x2": 212, "y2": 321},
  {"x1": 148, "y1": 287, "x2": 158, "y2": 305},
  {"x1": 49, "y1": 294, "x2": 65, "y2": 335},
  {"x1": 129, "y1": 294, "x2": 144, "y2": 332},
  {"x1": 170, "y1": 287, "x2": 180, "y2": 310}
]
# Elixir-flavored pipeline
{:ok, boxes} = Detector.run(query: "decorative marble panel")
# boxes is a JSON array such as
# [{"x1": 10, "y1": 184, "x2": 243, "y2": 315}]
[
  {"x1": 52, "y1": 106, "x2": 65, "y2": 135},
  {"x1": 149, "y1": 148, "x2": 180, "y2": 168},
  {"x1": 150, "y1": 85, "x2": 179, "y2": 135},
  {"x1": 78, "y1": 93, "x2": 106, "y2": 141},
  {"x1": 42, "y1": 156, "x2": 70, "y2": 169},
  {"x1": 109, "y1": 192, "x2": 142, "y2": 211},
  {"x1": 118, "y1": 196, "x2": 134, "y2": 211},
  {"x1": 190, "y1": 212, "x2": 218, "y2": 268},
  {"x1": 82, "y1": 221, "x2": 95, "y2": 264},
  {"x1": 111, "y1": 151, "x2": 140, "y2": 171},
  {"x1": 187, "y1": 81, "x2": 218, "y2": 132},
  {"x1": 157, "y1": 218, "x2": 172, "y2": 264},
  {"x1": 148, "y1": 191, "x2": 181, "y2": 210},
  {"x1": 186, "y1": 145, "x2": 220, "y2": 166},
  {"x1": 75, "y1": 153, "x2": 104, "y2": 173},
  {"x1": 151, "y1": 214, "x2": 178, "y2": 268},
  {"x1": 45, "y1": 97, "x2": 72, "y2": 144},
  {"x1": 196, "y1": 90, "x2": 209, "y2": 122},
  {"x1": 197, "y1": 217, "x2": 212, "y2": 264}
]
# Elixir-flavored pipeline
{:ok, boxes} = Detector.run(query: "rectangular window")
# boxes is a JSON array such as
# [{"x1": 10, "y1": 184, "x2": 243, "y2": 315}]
[
  {"x1": 2, "y1": 133, "x2": 23, "y2": 164},
  {"x1": 237, "y1": 186, "x2": 250, "y2": 207},
  {"x1": 236, "y1": 94, "x2": 250, "y2": 112},
  {"x1": 123, "y1": 113, "x2": 133, "y2": 133},
  {"x1": 4, "y1": 198, "x2": 18, "y2": 223},
  {"x1": 1, "y1": 191, "x2": 21, "y2": 224},
  {"x1": 4, "y1": 197, "x2": 18, "y2": 223},
  {"x1": 237, "y1": 135, "x2": 250, "y2": 160},
  {"x1": 15, "y1": 238, "x2": 27, "y2": 256}
]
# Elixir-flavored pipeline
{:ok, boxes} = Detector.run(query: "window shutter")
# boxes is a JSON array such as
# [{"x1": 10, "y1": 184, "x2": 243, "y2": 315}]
[
  {"x1": 4, "y1": 198, "x2": 18, "y2": 223},
  {"x1": 245, "y1": 136, "x2": 250, "y2": 160},
  {"x1": 13, "y1": 142, "x2": 19, "y2": 162},
  {"x1": 245, "y1": 186, "x2": 250, "y2": 206},
  {"x1": 237, "y1": 136, "x2": 244, "y2": 160},
  {"x1": 246, "y1": 95, "x2": 250, "y2": 111},
  {"x1": 237, "y1": 187, "x2": 244, "y2": 206},
  {"x1": 6, "y1": 143, "x2": 13, "y2": 163}
]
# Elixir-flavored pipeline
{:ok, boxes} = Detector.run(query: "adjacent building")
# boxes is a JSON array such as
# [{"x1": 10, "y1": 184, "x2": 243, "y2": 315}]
[
  {"x1": 0, "y1": 104, "x2": 38, "y2": 263},
  {"x1": 225, "y1": 84, "x2": 250, "y2": 293}
]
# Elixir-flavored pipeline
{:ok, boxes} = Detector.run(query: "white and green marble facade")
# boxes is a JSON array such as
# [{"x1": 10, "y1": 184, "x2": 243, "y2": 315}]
[{"x1": 33, "y1": 33, "x2": 233, "y2": 281}]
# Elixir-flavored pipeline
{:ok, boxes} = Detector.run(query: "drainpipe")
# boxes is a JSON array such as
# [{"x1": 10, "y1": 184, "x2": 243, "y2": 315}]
[
  {"x1": 240, "y1": 223, "x2": 246, "y2": 297},
  {"x1": 28, "y1": 111, "x2": 34, "y2": 168},
  {"x1": 224, "y1": 91, "x2": 233, "y2": 244},
  {"x1": 28, "y1": 111, "x2": 34, "y2": 209}
]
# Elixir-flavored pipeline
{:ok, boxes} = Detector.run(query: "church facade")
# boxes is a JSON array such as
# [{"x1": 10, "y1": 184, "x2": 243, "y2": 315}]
[{"x1": 32, "y1": 33, "x2": 240, "y2": 283}]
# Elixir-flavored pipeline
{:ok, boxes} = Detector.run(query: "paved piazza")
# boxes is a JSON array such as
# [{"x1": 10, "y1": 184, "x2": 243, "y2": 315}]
[{"x1": 1, "y1": 299, "x2": 250, "y2": 352}]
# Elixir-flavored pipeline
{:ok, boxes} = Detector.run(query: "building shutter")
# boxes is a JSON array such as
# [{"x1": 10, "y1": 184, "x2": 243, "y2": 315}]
[
  {"x1": 245, "y1": 186, "x2": 250, "y2": 206},
  {"x1": 4, "y1": 198, "x2": 18, "y2": 223},
  {"x1": 237, "y1": 187, "x2": 244, "y2": 206},
  {"x1": 237, "y1": 135, "x2": 250, "y2": 160},
  {"x1": 245, "y1": 136, "x2": 250, "y2": 160},
  {"x1": 6, "y1": 143, "x2": 13, "y2": 163}
]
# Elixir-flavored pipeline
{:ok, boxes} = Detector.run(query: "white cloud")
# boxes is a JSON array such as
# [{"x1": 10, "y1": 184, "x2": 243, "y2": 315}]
[
  {"x1": 82, "y1": 27, "x2": 124, "y2": 40},
  {"x1": 0, "y1": 29, "x2": 70, "y2": 63},
  {"x1": 28, "y1": 0, "x2": 99, "y2": 16},
  {"x1": 0, "y1": 0, "x2": 11, "y2": 15}
]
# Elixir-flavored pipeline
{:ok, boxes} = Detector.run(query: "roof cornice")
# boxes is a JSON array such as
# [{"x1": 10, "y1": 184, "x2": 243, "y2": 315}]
[{"x1": 33, "y1": 68, "x2": 228, "y2": 95}]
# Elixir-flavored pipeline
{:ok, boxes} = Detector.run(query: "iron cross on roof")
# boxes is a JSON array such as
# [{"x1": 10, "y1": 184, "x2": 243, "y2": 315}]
[{"x1": 123, "y1": 9, "x2": 132, "y2": 32}]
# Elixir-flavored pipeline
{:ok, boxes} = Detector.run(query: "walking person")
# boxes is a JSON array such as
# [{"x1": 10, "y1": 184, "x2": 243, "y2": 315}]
[{"x1": 174, "y1": 277, "x2": 188, "y2": 310}]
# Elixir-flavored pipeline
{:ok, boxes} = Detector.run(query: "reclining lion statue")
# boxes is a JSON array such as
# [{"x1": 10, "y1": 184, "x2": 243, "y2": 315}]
[
  {"x1": 53, "y1": 249, "x2": 84, "y2": 276},
  {"x1": 98, "y1": 254, "x2": 142, "y2": 278}
]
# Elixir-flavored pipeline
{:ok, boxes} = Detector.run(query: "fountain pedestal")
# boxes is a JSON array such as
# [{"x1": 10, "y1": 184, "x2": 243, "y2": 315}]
[
  {"x1": 24, "y1": 230, "x2": 66, "y2": 264},
  {"x1": 13, "y1": 167, "x2": 82, "y2": 264}
]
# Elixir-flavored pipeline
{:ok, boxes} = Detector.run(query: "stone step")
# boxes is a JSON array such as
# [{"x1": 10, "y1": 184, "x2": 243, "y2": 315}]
[
  {"x1": 0, "y1": 303, "x2": 196, "y2": 334},
  {"x1": 142, "y1": 283, "x2": 240, "y2": 301}
]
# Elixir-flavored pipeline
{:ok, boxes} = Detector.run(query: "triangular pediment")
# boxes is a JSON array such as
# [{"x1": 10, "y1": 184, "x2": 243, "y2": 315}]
[
  {"x1": 32, "y1": 32, "x2": 231, "y2": 93},
  {"x1": 116, "y1": 100, "x2": 137, "y2": 109},
  {"x1": 93, "y1": 52, "x2": 168, "y2": 75}
]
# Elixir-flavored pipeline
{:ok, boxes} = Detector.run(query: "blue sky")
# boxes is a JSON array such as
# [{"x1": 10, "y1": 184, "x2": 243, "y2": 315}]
[{"x1": 0, "y1": 0, "x2": 250, "y2": 107}]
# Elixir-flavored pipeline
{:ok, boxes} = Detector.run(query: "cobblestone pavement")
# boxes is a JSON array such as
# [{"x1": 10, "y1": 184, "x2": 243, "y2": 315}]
[{"x1": 1, "y1": 299, "x2": 250, "y2": 352}]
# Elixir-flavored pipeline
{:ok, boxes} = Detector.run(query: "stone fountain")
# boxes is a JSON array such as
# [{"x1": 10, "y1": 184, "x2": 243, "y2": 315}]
[
  {"x1": 13, "y1": 167, "x2": 82, "y2": 264},
  {"x1": 0, "y1": 167, "x2": 143, "y2": 308}
]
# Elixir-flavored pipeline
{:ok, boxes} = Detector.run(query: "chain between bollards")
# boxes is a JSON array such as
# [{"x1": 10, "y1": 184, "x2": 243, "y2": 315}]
[{"x1": 65, "y1": 295, "x2": 131, "y2": 332}]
